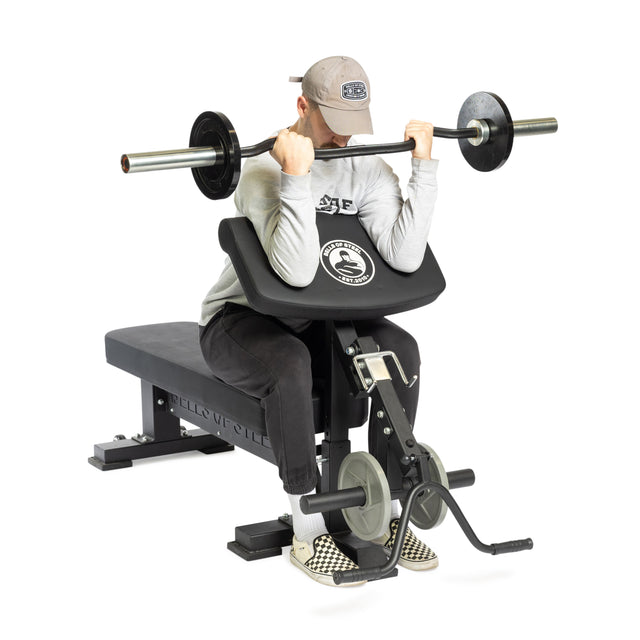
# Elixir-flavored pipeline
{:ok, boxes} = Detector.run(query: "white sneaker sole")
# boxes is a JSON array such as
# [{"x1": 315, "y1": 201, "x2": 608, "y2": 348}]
[
  {"x1": 289, "y1": 551, "x2": 367, "y2": 587},
  {"x1": 398, "y1": 555, "x2": 439, "y2": 571}
]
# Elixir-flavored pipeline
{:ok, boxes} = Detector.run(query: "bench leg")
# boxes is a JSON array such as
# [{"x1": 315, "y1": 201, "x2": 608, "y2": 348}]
[{"x1": 88, "y1": 380, "x2": 234, "y2": 470}]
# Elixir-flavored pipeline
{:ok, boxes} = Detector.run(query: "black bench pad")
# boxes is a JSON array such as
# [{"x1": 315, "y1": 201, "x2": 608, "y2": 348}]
[{"x1": 105, "y1": 322, "x2": 323, "y2": 436}]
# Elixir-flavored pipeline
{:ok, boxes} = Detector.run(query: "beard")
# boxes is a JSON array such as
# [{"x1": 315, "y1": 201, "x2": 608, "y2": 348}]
[{"x1": 317, "y1": 142, "x2": 344, "y2": 149}]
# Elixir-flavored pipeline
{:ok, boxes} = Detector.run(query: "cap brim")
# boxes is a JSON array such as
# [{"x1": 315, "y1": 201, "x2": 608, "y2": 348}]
[{"x1": 319, "y1": 105, "x2": 373, "y2": 136}]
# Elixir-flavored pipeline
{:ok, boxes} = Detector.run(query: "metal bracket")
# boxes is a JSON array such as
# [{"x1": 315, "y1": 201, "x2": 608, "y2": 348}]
[
  {"x1": 132, "y1": 433, "x2": 154, "y2": 444},
  {"x1": 352, "y1": 350, "x2": 418, "y2": 394}
]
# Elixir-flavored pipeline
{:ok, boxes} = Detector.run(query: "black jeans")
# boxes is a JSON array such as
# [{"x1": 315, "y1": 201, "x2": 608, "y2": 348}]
[{"x1": 199, "y1": 303, "x2": 421, "y2": 494}]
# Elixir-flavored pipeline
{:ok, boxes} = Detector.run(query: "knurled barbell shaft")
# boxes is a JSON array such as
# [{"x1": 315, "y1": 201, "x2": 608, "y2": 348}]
[
  {"x1": 121, "y1": 117, "x2": 557, "y2": 174},
  {"x1": 239, "y1": 125, "x2": 477, "y2": 159}
]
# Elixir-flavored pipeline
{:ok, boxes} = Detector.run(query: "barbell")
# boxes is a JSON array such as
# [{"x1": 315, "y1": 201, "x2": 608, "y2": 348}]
[{"x1": 120, "y1": 91, "x2": 558, "y2": 200}]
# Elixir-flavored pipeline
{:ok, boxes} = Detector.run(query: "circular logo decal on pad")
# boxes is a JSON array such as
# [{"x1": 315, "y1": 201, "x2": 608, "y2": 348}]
[{"x1": 320, "y1": 240, "x2": 375, "y2": 286}]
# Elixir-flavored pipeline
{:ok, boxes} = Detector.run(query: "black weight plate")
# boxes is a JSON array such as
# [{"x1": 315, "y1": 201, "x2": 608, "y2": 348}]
[
  {"x1": 189, "y1": 111, "x2": 241, "y2": 200},
  {"x1": 457, "y1": 92, "x2": 513, "y2": 172}
]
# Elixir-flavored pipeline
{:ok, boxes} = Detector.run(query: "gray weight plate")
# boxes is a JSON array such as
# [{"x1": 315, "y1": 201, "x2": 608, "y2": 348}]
[
  {"x1": 338, "y1": 452, "x2": 391, "y2": 541},
  {"x1": 403, "y1": 443, "x2": 449, "y2": 530}
]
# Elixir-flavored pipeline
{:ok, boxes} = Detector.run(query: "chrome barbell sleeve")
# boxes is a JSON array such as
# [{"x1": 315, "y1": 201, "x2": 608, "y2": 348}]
[
  {"x1": 121, "y1": 147, "x2": 219, "y2": 174},
  {"x1": 513, "y1": 117, "x2": 558, "y2": 137}
]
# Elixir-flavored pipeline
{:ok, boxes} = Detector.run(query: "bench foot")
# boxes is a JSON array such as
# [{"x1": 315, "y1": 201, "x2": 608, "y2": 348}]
[
  {"x1": 227, "y1": 541, "x2": 284, "y2": 561},
  {"x1": 228, "y1": 516, "x2": 293, "y2": 561},
  {"x1": 88, "y1": 456, "x2": 133, "y2": 471},
  {"x1": 89, "y1": 428, "x2": 233, "y2": 470}
]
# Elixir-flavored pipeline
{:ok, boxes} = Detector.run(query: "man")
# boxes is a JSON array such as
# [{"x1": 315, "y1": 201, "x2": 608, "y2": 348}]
[{"x1": 199, "y1": 56, "x2": 438, "y2": 586}]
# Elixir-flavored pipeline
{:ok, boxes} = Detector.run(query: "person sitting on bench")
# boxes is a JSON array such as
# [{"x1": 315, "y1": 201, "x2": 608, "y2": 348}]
[{"x1": 198, "y1": 56, "x2": 439, "y2": 586}]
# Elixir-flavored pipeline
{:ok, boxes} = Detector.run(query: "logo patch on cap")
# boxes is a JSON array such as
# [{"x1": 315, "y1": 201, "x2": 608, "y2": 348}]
[{"x1": 341, "y1": 81, "x2": 368, "y2": 102}]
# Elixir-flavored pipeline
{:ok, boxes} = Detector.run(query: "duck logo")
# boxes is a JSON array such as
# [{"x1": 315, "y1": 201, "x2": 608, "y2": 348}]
[{"x1": 320, "y1": 240, "x2": 375, "y2": 286}]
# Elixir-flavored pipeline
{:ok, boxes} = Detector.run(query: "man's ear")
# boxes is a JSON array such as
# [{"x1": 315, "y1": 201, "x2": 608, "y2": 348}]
[{"x1": 297, "y1": 95, "x2": 310, "y2": 119}]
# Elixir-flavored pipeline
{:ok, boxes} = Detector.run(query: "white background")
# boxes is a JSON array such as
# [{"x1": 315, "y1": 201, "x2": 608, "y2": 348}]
[{"x1": 2, "y1": 1, "x2": 638, "y2": 637}]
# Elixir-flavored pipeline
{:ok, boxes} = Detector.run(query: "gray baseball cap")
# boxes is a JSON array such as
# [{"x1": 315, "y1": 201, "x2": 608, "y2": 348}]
[{"x1": 290, "y1": 56, "x2": 373, "y2": 136}]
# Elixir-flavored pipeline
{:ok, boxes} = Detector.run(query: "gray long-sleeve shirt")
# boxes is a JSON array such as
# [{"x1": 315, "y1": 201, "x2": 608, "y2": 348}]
[{"x1": 200, "y1": 145, "x2": 438, "y2": 330}]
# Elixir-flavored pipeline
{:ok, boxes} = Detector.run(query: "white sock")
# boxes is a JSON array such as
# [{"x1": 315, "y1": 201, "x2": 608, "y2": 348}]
[
  {"x1": 391, "y1": 499, "x2": 401, "y2": 520},
  {"x1": 288, "y1": 490, "x2": 329, "y2": 544}
]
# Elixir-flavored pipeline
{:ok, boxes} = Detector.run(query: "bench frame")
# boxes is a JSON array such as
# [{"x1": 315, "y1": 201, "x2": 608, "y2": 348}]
[
  {"x1": 89, "y1": 320, "x2": 395, "y2": 572},
  {"x1": 89, "y1": 214, "x2": 448, "y2": 573}
]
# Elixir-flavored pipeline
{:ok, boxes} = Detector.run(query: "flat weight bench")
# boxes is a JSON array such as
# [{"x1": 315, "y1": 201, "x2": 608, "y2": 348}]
[
  {"x1": 94, "y1": 320, "x2": 330, "y2": 467},
  {"x1": 90, "y1": 213, "x2": 532, "y2": 580}
]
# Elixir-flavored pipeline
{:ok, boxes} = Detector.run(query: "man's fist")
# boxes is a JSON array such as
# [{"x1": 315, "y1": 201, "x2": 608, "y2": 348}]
[
  {"x1": 404, "y1": 121, "x2": 434, "y2": 161},
  {"x1": 270, "y1": 129, "x2": 315, "y2": 176}
]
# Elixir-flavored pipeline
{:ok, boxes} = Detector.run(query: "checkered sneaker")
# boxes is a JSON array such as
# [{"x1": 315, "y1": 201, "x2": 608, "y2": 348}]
[
  {"x1": 379, "y1": 519, "x2": 438, "y2": 571},
  {"x1": 290, "y1": 534, "x2": 366, "y2": 586}
]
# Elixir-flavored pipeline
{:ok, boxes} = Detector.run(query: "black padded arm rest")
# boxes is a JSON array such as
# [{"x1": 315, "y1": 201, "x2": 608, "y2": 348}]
[{"x1": 218, "y1": 213, "x2": 446, "y2": 320}]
